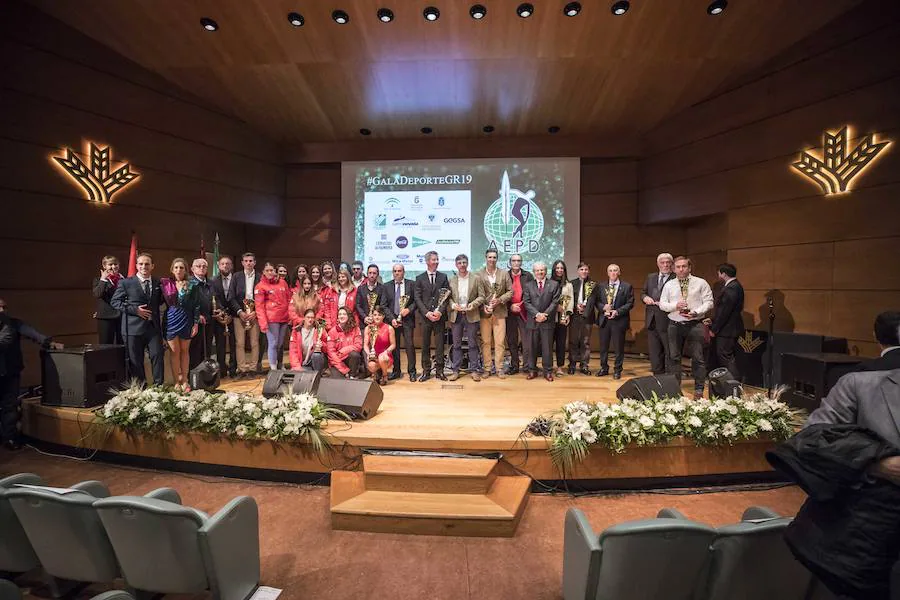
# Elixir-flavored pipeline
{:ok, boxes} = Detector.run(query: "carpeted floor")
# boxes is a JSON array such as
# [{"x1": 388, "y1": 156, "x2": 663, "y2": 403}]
[{"x1": 1, "y1": 449, "x2": 807, "y2": 600}]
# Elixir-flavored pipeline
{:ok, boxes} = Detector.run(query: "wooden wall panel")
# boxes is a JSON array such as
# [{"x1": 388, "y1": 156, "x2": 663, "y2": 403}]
[
  {"x1": 582, "y1": 225, "x2": 684, "y2": 258},
  {"x1": 580, "y1": 193, "x2": 638, "y2": 226},
  {"x1": 832, "y1": 237, "x2": 900, "y2": 291}
]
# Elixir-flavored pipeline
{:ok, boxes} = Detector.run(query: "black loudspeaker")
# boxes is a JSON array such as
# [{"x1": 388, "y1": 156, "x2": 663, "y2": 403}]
[
  {"x1": 765, "y1": 332, "x2": 848, "y2": 388},
  {"x1": 189, "y1": 358, "x2": 221, "y2": 392},
  {"x1": 41, "y1": 345, "x2": 126, "y2": 408},
  {"x1": 780, "y1": 352, "x2": 863, "y2": 412},
  {"x1": 315, "y1": 377, "x2": 383, "y2": 420},
  {"x1": 261, "y1": 369, "x2": 321, "y2": 398},
  {"x1": 616, "y1": 374, "x2": 682, "y2": 402},
  {"x1": 735, "y1": 330, "x2": 769, "y2": 387}
]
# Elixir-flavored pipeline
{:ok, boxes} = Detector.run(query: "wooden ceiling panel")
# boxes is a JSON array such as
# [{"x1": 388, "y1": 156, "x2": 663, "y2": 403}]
[{"x1": 25, "y1": 0, "x2": 862, "y2": 143}]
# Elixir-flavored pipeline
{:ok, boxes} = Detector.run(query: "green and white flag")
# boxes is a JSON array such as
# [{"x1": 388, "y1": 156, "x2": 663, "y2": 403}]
[{"x1": 212, "y1": 232, "x2": 220, "y2": 277}]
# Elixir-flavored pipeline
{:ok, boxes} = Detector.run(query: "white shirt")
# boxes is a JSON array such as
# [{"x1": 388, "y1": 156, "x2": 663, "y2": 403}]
[
  {"x1": 243, "y1": 271, "x2": 255, "y2": 300},
  {"x1": 485, "y1": 269, "x2": 497, "y2": 285},
  {"x1": 393, "y1": 280, "x2": 406, "y2": 297},
  {"x1": 222, "y1": 273, "x2": 232, "y2": 299},
  {"x1": 338, "y1": 290, "x2": 348, "y2": 308},
  {"x1": 577, "y1": 278, "x2": 588, "y2": 304},
  {"x1": 457, "y1": 274, "x2": 470, "y2": 305},
  {"x1": 659, "y1": 275, "x2": 714, "y2": 322},
  {"x1": 882, "y1": 346, "x2": 900, "y2": 357}
]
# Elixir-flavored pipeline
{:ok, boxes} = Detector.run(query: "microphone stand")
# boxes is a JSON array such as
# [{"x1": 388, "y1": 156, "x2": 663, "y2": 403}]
[{"x1": 765, "y1": 295, "x2": 776, "y2": 396}]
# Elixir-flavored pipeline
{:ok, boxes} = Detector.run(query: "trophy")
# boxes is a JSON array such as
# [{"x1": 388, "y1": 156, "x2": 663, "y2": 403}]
[
  {"x1": 558, "y1": 294, "x2": 573, "y2": 325},
  {"x1": 211, "y1": 296, "x2": 231, "y2": 336},
  {"x1": 678, "y1": 278, "x2": 692, "y2": 317},
  {"x1": 433, "y1": 287, "x2": 452, "y2": 312},
  {"x1": 314, "y1": 318, "x2": 326, "y2": 353},
  {"x1": 242, "y1": 298, "x2": 255, "y2": 330},
  {"x1": 486, "y1": 282, "x2": 501, "y2": 313},
  {"x1": 604, "y1": 285, "x2": 615, "y2": 318},
  {"x1": 398, "y1": 294, "x2": 410, "y2": 312},
  {"x1": 580, "y1": 281, "x2": 595, "y2": 314},
  {"x1": 367, "y1": 291, "x2": 379, "y2": 322}
]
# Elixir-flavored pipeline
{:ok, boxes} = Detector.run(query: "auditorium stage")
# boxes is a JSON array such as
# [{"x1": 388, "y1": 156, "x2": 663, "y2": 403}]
[{"x1": 20, "y1": 358, "x2": 777, "y2": 487}]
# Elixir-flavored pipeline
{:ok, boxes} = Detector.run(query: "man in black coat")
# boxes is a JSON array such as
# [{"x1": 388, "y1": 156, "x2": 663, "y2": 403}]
[
  {"x1": 586, "y1": 264, "x2": 634, "y2": 380},
  {"x1": 856, "y1": 311, "x2": 900, "y2": 372},
  {"x1": 356, "y1": 264, "x2": 391, "y2": 333},
  {"x1": 523, "y1": 262, "x2": 561, "y2": 381},
  {"x1": 414, "y1": 251, "x2": 451, "y2": 382},
  {"x1": 209, "y1": 255, "x2": 239, "y2": 378},
  {"x1": 0, "y1": 298, "x2": 63, "y2": 450},
  {"x1": 640, "y1": 253, "x2": 675, "y2": 375},
  {"x1": 188, "y1": 258, "x2": 215, "y2": 370},
  {"x1": 92, "y1": 255, "x2": 122, "y2": 345},
  {"x1": 710, "y1": 263, "x2": 745, "y2": 379},
  {"x1": 110, "y1": 252, "x2": 165, "y2": 385},
  {"x1": 384, "y1": 263, "x2": 417, "y2": 382}
]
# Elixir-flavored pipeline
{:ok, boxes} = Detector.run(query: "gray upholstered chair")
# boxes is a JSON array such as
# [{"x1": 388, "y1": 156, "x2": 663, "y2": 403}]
[
  {"x1": 0, "y1": 579, "x2": 21, "y2": 600},
  {"x1": 94, "y1": 494, "x2": 260, "y2": 600},
  {"x1": 0, "y1": 473, "x2": 42, "y2": 575},
  {"x1": 6, "y1": 480, "x2": 181, "y2": 593},
  {"x1": 701, "y1": 506, "x2": 812, "y2": 600},
  {"x1": 563, "y1": 507, "x2": 716, "y2": 600}
]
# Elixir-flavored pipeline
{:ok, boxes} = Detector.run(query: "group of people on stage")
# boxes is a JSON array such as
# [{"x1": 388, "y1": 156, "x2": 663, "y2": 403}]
[{"x1": 90, "y1": 247, "x2": 746, "y2": 395}]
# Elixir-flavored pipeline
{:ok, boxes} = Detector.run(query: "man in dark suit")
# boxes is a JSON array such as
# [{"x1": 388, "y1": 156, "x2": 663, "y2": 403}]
[
  {"x1": 111, "y1": 252, "x2": 165, "y2": 385},
  {"x1": 210, "y1": 255, "x2": 238, "y2": 378},
  {"x1": 568, "y1": 262, "x2": 594, "y2": 375},
  {"x1": 231, "y1": 253, "x2": 261, "y2": 377},
  {"x1": 92, "y1": 255, "x2": 122, "y2": 345},
  {"x1": 523, "y1": 262, "x2": 561, "y2": 381},
  {"x1": 414, "y1": 250, "x2": 450, "y2": 382},
  {"x1": 856, "y1": 311, "x2": 900, "y2": 372},
  {"x1": 0, "y1": 298, "x2": 63, "y2": 450},
  {"x1": 587, "y1": 264, "x2": 634, "y2": 380},
  {"x1": 710, "y1": 263, "x2": 745, "y2": 379},
  {"x1": 384, "y1": 263, "x2": 417, "y2": 382},
  {"x1": 188, "y1": 258, "x2": 215, "y2": 370},
  {"x1": 356, "y1": 264, "x2": 391, "y2": 334},
  {"x1": 640, "y1": 253, "x2": 675, "y2": 375}
]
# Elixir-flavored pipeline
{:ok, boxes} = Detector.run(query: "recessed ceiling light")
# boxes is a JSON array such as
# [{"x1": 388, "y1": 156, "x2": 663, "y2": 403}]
[
  {"x1": 470, "y1": 4, "x2": 487, "y2": 19},
  {"x1": 548, "y1": 126, "x2": 561, "y2": 134},
  {"x1": 200, "y1": 17, "x2": 218, "y2": 32},
  {"x1": 483, "y1": 125, "x2": 495, "y2": 134},
  {"x1": 377, "y1": 8, "x2": 394, "y2": 23},
  {"x1": 564, "y1": 2, "x2": 582, "y2": 17},
  {"x1": 611, "y1": 1, "x2": 630, "y2": 16},
  {"x1": 516, "y1": 3, "x2": 534, "y2": 18},
  {"x1": 360, "y1": 128, "x2": 372, "y2": 136},
  {"x1": 332, "y1": 10, "x2": 350, "y2": 24},
  {"x1": 423, "y1": 6, "x2": 440, "y2": 21},
  {"x1": 287, "y1": 12, "x2": 304, "y2": 27},
  {"x1": 707, "y1": 0, "x2": 727, "y2": 15},
  {"x1": 421, "y1": 127, "x2": 433, "y2": 135}
]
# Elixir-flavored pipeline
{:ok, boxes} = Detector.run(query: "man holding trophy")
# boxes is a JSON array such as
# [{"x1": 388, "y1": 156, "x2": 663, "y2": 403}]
[
  {"x1": 448, "y1": 254, "x2": 485, "y2": 382},
  {"x1": 355, "y1": 264, "x2": 390, "y2": 377},
  {"x1": 384, "y1": 263, "x2": 417, "y2": 382},
  {"x1": 568, "y1": 263, "x2": 594, "y2": 375},
  {"x1": 414, "y1": 250, "x2": 451, "y2": 382},
  {"x1": 475, "y1": 249, "x2": 512, "y2": 379},
  {"x1": 658, "y1": 256, "x2": 714, "y2": 398},
  {"x1": 586, "y1": 264, "x2": 634, "y2": 380}
]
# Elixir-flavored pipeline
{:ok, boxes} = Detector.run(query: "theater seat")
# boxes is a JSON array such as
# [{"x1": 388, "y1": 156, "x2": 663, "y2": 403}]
[
  {"x1": 0, "y1": 579, "x2": 21, "y2": 600},
  {"x1": 94, "y1": 494, "x2": 260, "y2": 600},
  {"x1": 0, "y1": 473, "x2": 42, "y2": 575},
  {"x1": 701, "y1": 506, "x2": 812, "y2": 600},
  {"x1": 562, "y1": 507, "x2": 716, "y2": 600}
]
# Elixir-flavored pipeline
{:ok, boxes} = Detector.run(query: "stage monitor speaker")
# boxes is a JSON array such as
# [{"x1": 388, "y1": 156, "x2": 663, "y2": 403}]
[
  {"x1": 41, "y1": 345, "x2": 126, "y2": 408},
  {"x1": 189, "y1": 358, "x2": 221, "y2": 392},
  {"x1": 262, "y1": 369, "x2": 321, "y2": 398},
  {"x1": 315, "y1": 377, "x2": 383, "y2": 420},
  {"x1": 765, "y1": 332, "x2": 848, "y2": 388},
  {"x1": 616, "y1": 374, "x2": 682, "y2": 402},
  {"x1": 780, "y1": 352, "x2": 863, "y2": 412}
]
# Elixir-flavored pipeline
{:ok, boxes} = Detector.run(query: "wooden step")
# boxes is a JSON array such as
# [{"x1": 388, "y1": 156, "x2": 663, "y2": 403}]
[
  {"x1": 331, "y1": 471, "x2": 531, "y2": 537},
  {"x1": 362, "y1": 454, "x2": 498, "y2": 494}
]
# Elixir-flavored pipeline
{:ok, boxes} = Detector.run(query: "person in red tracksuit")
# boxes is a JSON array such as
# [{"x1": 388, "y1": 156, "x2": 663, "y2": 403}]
[
  {"x1": 255, "y1": 262, "x2": 291, "y2": 371},
  {"x1": 289, "y1": 308, "x2": 327, "y2": 373},
  {"x1": 326, "y1": 307, "x2": 362, "y2": 378}
]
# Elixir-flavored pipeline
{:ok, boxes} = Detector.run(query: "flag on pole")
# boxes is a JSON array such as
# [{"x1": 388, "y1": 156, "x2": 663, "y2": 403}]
[
  {"x1": 199, "y1": 234, "x2": 205, "y2": 260},
  {"x1": 212, "y1": 233, "x2": 220, "y2": 277},
  {"x1": 127, "y1": 231, "x2": 138, "y2": 277}
]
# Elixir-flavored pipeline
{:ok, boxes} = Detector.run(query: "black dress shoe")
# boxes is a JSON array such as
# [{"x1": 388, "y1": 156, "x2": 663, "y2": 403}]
[
  {"x1": 580, "y1": 366, "x2": 592, "y2": 376},
  {"x1": 613, "y1": 372, "x2": 622, "y2": 380},
  {"x1": 435, "y1": 372, "x2": 448, "y2": 381},
  {"x1": 596, "y1": 370, "x2": 609, "y2": 377},
  {"x1": 3, "y1": 439, "x2": 23, "y2": 451},
  {"x1": 408, "y1": 373, "x2": 417, "y2": 382},
  {"x1": 387, "y1": 372, "x2": 401, "y2": 381},
  {"x1": 418, "y1": 373, "x2": 431, "y2": 382},
  {"x1": 507, "y1": 367, "x2": 520, "y2": 376},
  {"x1": 526, "y1": 372, "x2": 537, "y2": 380},
  {"x1": 567, "y1": 365, "x2": 576, "y2": 375}
]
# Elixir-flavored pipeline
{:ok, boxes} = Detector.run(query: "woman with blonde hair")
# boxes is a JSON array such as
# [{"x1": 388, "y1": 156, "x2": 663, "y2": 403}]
[
  {"x1": 160, "y1": 257, "x2": 199, "y2": 391},
  {"x1": 320, "y1": 266, "x2": 357, "y2": 331},
  {"x1": 309, "y1": 265, "x2": 323, "y2": 293},
  {"x1": 289, "y1": 276, "x2": 320, "y2": 330},
  {"x1": 320, "y1": 261, "x2": 336, "y2": 295}
]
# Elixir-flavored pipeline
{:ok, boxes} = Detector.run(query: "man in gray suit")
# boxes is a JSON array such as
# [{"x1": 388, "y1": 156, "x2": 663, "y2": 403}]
[
  {"x1": 641, "y1": 253, "x2": 675, "y2": 375},
  {"x1": 523, "y1": 262, "x2": 561, "y2": 381},
  {"x1": 807, "y1": 369, "x2": 900, "y2": 484}
]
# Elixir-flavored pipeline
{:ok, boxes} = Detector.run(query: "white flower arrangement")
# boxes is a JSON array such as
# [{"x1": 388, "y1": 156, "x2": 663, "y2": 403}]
[
  {"x1": 541, "y1": 390, "x2": 802, "y2": 473},
  {"x1": 101, "y1": 381, "x2": 348, "y2": 455}
]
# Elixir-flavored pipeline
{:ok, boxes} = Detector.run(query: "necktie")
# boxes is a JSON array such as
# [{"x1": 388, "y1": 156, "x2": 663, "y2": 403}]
[
  {"x1": 539, "y1": 280, "x2": 544, "y2": 292},
  {"x1": 429, "y1": 273, "x2": 434, "y2": 286},
  {"x1": 224, "y1": 276, "x2": 231, "y2": 300},
  {"x1": 659, "y1": 274, "x2": 665, "y2": 290},
  {"x1": 143, "y1": 279, "x2": 150, "y2": 298},
  {"x1": 394, "y1": 283, "x2": 401, "y2": 314}
]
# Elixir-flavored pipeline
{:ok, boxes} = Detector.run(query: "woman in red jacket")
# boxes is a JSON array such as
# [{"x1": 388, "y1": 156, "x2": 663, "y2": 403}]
[
  {"x1": 320, "y1": 261, "x2": 336, "y2": 295},
  {"x1": 321, "y1": 267, "x2": 357, "y2": 330},
  {"x1": 289, "y1": 308, "x2": 327, "y2": 373},
  {"x1": 292, "y1": 264, "x2": 309, "y2": 290},
  {"x1": 326, "y1": 306, "x2": 362, "y2": 378},
  {"x1": 309, "y1": 265, "x2": 323, "y2": 294},
  {"x1": 255, "y1": 262, "x2": 292, "y2": 371}
]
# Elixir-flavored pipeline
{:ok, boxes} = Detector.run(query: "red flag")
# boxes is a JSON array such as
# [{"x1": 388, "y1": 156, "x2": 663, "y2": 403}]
[{"x1": 127, "y1": 231, "x2": 138, "y2": 277}]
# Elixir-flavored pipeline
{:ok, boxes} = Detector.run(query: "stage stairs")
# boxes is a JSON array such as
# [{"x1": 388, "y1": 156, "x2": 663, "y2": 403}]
[{"x1": 330, "y1": 453, "x2": 531, "y2": 537}]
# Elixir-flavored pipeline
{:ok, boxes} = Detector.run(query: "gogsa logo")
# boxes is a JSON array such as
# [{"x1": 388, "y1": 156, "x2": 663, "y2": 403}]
[
  {"x1": 444, "y1": 217, "x2": 465, "y2": 224},
  {"x1": 395, "y1": 236, "x2": 409, "y2": 249}
]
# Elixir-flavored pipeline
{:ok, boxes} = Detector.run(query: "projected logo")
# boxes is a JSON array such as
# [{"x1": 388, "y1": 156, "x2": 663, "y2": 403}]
[
  {"x1": 483, "y1": 170, "x2": 543, "y2": 254},
  {"x1": 373, "y1": 213, "x2": 387, "y2": 229},
  {"x1": 384, "y1": 198, "x2": 401, "y2": 209}
]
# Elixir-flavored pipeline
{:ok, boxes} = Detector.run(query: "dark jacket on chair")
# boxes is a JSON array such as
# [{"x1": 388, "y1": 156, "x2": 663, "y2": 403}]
[{"x1": 767, "y1": 424, "x2": 900, "y2": 600}]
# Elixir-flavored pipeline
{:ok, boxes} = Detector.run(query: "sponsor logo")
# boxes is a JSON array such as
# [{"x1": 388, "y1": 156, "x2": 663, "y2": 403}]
[
  {"x1": 396, "y1": 254, "x2": 409, "y2": 260},
  {"x1": 435, "y1": 239, "x2": 460, "y2": 245},
  {"x1": 395, "y1": 236, "x2": 409, "y2": 249},
  {"x1": 393, "y1": 215, "x2": 408, "y2": 223},
  {"x1": 412, "y1": 237, "x2": 431, "y2": 248},
  {"x1": 428, "y1": 214, "x2": 436, "y2": 222},
  {"x1": 373, "y1": 213, "x2": 387, "y2": 229},
  {"x1": 484, "y1": 170, "x2": 544, "y2": 254},
  {"x1": 443, "y1": 217, "x2": 465, "y2": 224},
  {"x1": 400, "y1": 221, "x2": 420, "y2": 227},
  {"x1": 52, "y1": 142, "x2": 140, "y2": 204},
  {"x1": 384, "y1": 197, "x2": 400, "y2": 209},
  {"x1": 791, "y1": 126, "x2": 891, "y2": 195},
  {"x1": 438, "y1": 197, "x2": 445, "y2": 207},
  {"x1": 413, "y1": 195, "x2": 421, "y2": 205},
  {"x1": 374, "y1": 242, "x2": 393, "y2": 250},
  {"x1": 380, "y1": 234, "x2": 387, "y2": 240}
]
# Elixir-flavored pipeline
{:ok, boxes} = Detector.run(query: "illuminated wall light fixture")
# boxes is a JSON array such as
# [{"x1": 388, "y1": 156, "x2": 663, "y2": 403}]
[
  {"x1": 51, "y1": 141, "x2": 140, "y2": 204},
  {"x1": 791, "y1": 126, "x2": 891, "y2": 195}
]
